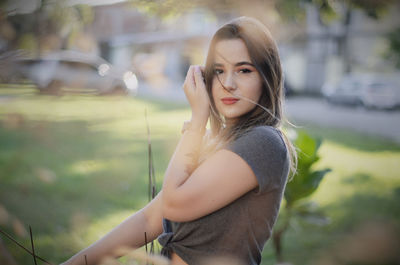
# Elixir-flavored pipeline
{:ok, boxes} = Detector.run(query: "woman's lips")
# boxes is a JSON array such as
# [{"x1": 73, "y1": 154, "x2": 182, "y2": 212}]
[{"x1": 221, "y1": 97, "x2": 239, "y2": 105}]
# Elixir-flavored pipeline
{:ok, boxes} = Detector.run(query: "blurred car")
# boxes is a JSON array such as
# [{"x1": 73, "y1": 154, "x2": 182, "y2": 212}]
[
  {"x1": 322, "y1": 74, "x2": 400, "y2": 109},
  {"x1": 361, "y1": 77, "x2": 400, "y2": 109},
  {"x1": 16, "y1": 50, "x2": 138, "y2": 95},
  {"x1": 322, "y1": 74, "x2": 368, "y2": 106}
]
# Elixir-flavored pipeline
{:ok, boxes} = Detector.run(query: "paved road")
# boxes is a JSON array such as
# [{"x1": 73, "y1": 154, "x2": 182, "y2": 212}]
[
  {"x1": 285, "y1": 96, "x2": 400, "y2": 143},
  {"x1": 138, "y1": 85, "x2": 400, "y2": 143}
]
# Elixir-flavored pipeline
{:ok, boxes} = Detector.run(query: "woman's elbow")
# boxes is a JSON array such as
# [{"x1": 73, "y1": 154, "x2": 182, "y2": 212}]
[
  {"x1": 161, "y1": 193, "x2": 187, "y2": 222},
  {"x1": 161, "y1": 193, "x2": 176, "y2": 220}
]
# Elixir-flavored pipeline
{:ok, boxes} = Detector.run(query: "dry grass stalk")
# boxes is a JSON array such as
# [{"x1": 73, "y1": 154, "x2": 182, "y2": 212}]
[
  {"x1": 29, "y1": 226, "x2": 38, "y2": 265},
  {"x1": 0, "y1": 227, "x2": 54, "y2": 265},
  {"x1": 145, "y1": 108, "x2": 156, "y2": 256}
]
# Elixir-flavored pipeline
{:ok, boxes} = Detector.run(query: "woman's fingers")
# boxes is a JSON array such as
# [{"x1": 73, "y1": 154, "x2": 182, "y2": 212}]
[
  {"x1": 184, "y1": 65, "x2": 208, "y2": 105},
  {"x1": 183, "y1": 66, "x2": 195, "y2": 99},
  {"x1": 182, "y1": 65, "x2": 210, "y2": 124},
  {"x1": 193, "y1": 66, "x2": 205, "y2": 89},
  {"x1": 184, "y1": 66, "x2": 195, "y2": 88},
  {"x1": 184, "y1": 65, "x2": 205, "y2": 94},
  {"x1": 199, "y1": 66, "x2": 205, "y2": 77}
]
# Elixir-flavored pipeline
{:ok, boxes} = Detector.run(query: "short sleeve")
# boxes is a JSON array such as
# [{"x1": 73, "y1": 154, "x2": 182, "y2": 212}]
[{"x1": 225, "y1": 126, "x2": 289, "y2": 194}]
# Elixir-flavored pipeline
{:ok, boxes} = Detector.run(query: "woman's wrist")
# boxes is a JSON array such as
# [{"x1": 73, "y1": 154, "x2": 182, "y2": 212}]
[
  {"x1": 181, "y1": 120, "x2": 206, "y2": 135},
  {"x1": 191, "y1": 114, "x2": 208, "y2": 128}
]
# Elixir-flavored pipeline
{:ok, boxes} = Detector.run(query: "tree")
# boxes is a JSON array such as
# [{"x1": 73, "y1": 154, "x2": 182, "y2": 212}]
[
  {"x1": 277, "y1": 0, "x2": 396, "y2": 73},
  {"x1": 3, "y1": 0, "x2": 93, "y2": 55},
  {"x1": 125, "y1": 0, "x2": 397, "y2": 74},
  {"x1": 385, "y1": 27, "x2": 400, "y2": 69}
]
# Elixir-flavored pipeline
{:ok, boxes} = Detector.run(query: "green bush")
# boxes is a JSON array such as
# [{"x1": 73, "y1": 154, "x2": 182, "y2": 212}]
[{"x1": 273, "y1": 130, "x2": 331, "y2": 263}]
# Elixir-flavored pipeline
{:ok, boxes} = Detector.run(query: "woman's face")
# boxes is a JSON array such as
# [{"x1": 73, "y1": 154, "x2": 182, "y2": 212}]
[{"x1": 211, "y1": 38, "x2": 263, "y2": 125}]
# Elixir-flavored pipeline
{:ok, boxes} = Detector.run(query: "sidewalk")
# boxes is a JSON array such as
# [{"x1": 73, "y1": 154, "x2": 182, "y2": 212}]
[{"x1": 285, "y1": 96, "x2": 400, "y2": 144}]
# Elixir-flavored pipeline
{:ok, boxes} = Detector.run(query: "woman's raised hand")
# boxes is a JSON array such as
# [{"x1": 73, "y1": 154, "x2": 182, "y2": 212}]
[{"x1": 182, "y1": 65, "x2": 210, "y2": 129}]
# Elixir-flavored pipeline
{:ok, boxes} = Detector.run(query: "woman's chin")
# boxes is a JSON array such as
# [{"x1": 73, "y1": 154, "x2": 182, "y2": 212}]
[{"x1": 222, "y1": 115, "x2": 239, "y2": 126}]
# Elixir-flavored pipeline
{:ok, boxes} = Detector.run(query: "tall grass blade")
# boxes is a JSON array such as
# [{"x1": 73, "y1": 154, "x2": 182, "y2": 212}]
[
  {"x1": 145, "y1": 108, "x2": 157, "y2": 202},
  {"x1": 29, "y1": 226, "x2": 38, "y2": 265},
  {"x1": 144, "y1": 232, "x2": 148, "y2": 254},
  {"x1": 0, "y1": 227, "x2": 54, "y2": 265},
  {"x1": 144, "y1": 108, "x2": 156, "y2": 256}
]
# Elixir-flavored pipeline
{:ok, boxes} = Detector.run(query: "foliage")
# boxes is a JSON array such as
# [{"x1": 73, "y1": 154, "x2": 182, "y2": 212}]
[
  {"x1": 284, "y1": 131, "x2": 331, "y2": 206},
  {"x1": 3, "y1": 0, "x2": 93, "y2": 54},
  {"x1": 276, "y1": 0, "x2": 338, "y2": 24},
  {"x1": 125, "y1": 0, "x2": 396, "y2": 22},
  {"x1": 385, "y1": 27, "x2": 400, "y2": 69},
  {"x1": 281, "y1": 0, "x2": 395, "y2": 23},
  {"x1": 348, "y1": 0, "x2": 395, "y2": 19},
  {"x1": 273, "y1": 130, "x2": 331, "y2": 262},
  {"x1": 128, "y1": 0, "x2": 261, "y2": 17},
  {"x1": 16, "y1": 33, "x2": 38, "y2": 53}
]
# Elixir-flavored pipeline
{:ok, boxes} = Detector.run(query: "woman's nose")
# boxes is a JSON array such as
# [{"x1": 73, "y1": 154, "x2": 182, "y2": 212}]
[{"x1": 222, "y1": 73, "x2": 237, "y2": 91}]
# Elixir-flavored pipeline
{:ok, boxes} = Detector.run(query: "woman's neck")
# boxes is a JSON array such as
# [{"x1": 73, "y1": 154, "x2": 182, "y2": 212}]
[{"x1": 224, "y1": 118, "x2": 238, "y2": 129}]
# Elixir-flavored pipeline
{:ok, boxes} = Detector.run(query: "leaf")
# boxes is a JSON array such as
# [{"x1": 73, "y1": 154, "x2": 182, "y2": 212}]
[
  {"x1": 295, "y1": 131, "x2": 317, "y2": 162},
  {"x1": 284, "y1": 130, "x2": 331, "y2": 206},
  {"x1": 285, "y1": 168, "x2": 331, "y2": 205},
  {"x1": 293, "y1": 131, "x2": 322, "y2": 174}
]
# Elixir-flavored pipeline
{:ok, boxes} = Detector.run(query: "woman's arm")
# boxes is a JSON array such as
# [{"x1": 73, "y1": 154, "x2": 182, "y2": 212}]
[
  {"x1": 61, "y1": 193, "x2": 164, "y2": 265},
  {"x1": 162, "y1": 66, "x2": 258, "y2": 222},
  {"x1": 162, "y1": 146, "x2": 258, "y2": 222}
]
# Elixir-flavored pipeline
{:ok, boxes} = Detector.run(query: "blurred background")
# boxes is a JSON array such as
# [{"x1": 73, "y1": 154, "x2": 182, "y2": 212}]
[{"x1": 0, "y1": 0, "x2": 400, "y2": 265}]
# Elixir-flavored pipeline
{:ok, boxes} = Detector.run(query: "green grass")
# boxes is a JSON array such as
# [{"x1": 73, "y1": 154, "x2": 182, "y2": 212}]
[
  {"x1": 0, "y1": 86, "x2": 399, "y2": 265},
  {"x1": 262, "y1": 127, "x2": 400, "y2": 264},
  {"x1": 0, "y1": 86, "x2": 188, "y2": 264}
]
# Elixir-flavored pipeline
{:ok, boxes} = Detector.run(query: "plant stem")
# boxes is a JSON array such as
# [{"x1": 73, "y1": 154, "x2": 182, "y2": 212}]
[{"x1": 0, "y1": 227, "x2": 53, "y2": 265}]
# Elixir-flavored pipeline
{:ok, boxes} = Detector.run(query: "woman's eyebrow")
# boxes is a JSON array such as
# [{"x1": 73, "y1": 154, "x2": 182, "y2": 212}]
[
  {"x1": 213, "y1": 61, "x2": 255, "y2": 67},
  {"x1": 236, "y1": 61, "x2": 254, "y2": 67},
  {"x1": 214, "y1": 51, "x2": 254, "y2": 68}
]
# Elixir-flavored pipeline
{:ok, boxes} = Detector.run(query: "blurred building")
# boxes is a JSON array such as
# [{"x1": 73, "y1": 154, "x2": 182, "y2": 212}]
[
  {"x1": 89, "y1": 2, "x2": 221, "y2": 93},
  {"x1": 3, "y1": 0, "x2": 399, "y2": 96},
  {"x1": 282, "y1": 2, "x2": 400, "y2": 94}
]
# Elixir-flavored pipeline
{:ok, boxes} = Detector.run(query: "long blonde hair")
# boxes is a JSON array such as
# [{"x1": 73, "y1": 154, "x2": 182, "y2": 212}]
[{"x1": 202, "y1": 17, "x2": 297, "y2": 178}]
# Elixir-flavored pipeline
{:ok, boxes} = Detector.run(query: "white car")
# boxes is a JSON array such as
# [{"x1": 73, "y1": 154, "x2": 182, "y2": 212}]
[
  {"x1": 17, "y1": 50, "x2": 138, "y2": 95},
  {"x1": 361, "y1": 77, "x2": 400, "y2": 109},
  {"x1": 322, "y1": 74, "x2": 368, "y2": 105},
  {"x1": 322, "y1": 74, "x2": 400, "y2": 109}
]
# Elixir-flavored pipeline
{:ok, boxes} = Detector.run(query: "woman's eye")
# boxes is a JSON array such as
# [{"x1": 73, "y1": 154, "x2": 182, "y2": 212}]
[
  {"x1": 214, "y1": 69, "x2": 223, "y2": 75},
  {"x1": 239, "y1": 68, "x2": 252, "y2": 74}
]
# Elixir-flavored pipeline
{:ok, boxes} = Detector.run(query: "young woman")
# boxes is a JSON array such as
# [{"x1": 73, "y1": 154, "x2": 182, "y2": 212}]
[{"x1": 61, "y1": 16, "x2": 296, "y2": 265}]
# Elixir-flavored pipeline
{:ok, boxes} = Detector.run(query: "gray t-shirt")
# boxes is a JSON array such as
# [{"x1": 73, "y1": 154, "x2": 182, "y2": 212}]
[{"x1": 158, "y1": 126, "x2": 290, "y2": 265}]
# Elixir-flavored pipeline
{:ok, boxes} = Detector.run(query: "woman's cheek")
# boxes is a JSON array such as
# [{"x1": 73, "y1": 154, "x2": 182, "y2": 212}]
[{"x1": 246, "y1": 82, "x2": 263, "y2": 102}]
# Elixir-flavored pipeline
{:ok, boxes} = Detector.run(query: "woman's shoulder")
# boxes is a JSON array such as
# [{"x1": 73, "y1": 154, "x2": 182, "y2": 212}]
[
  {"x1": 227, "y1": 125, "x2": 289, "y2": 193},
  {"x1": 226, "y1": 125, "x2": 287, "y2": 159},
  {"x1": 238, "y1": 126, "x2": 286, "y2": 149},
  {"x1": 246, "y1": 125, "x2": 280, "y2": 136}
]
